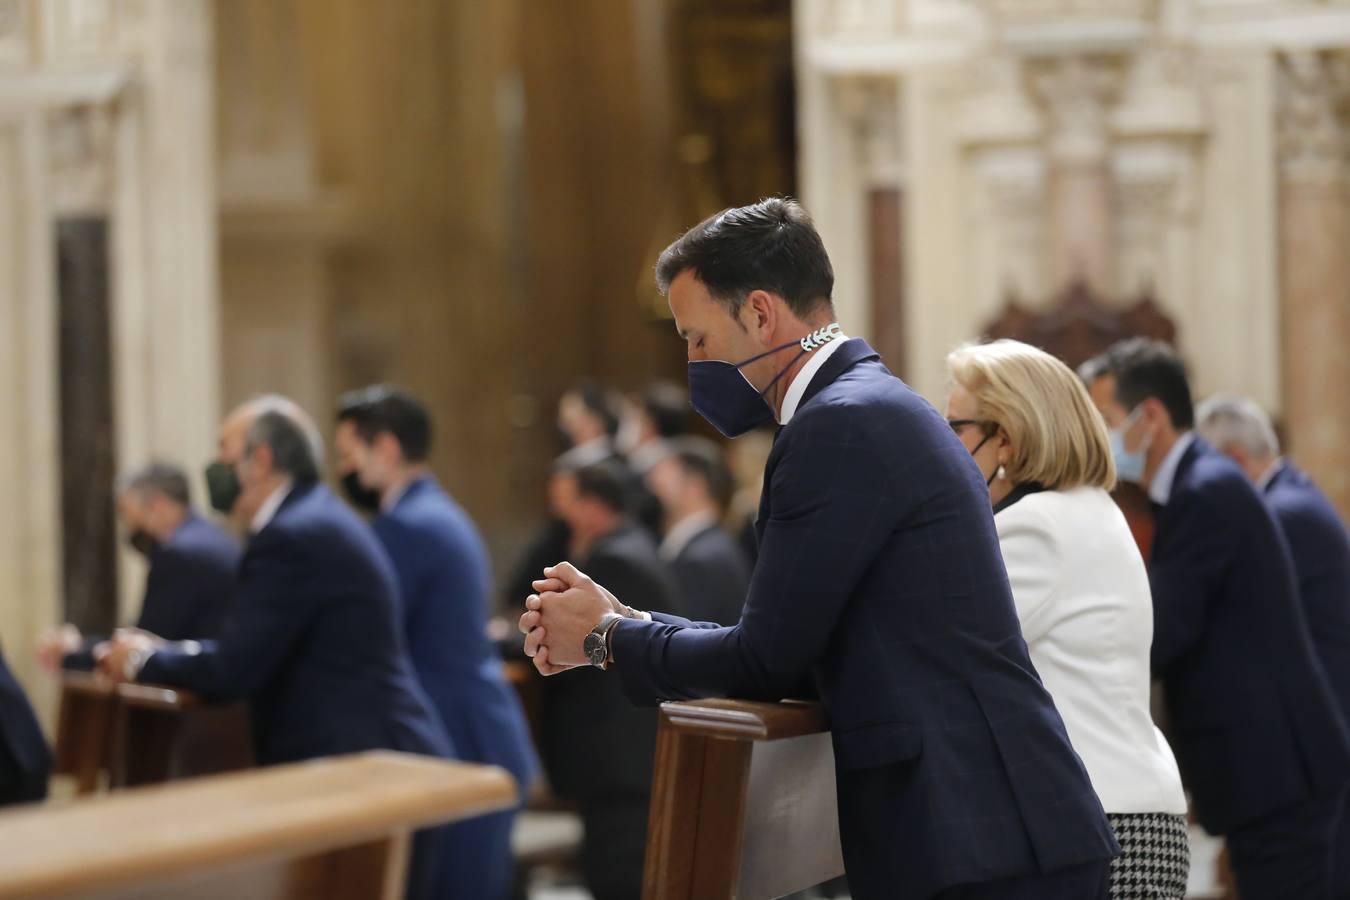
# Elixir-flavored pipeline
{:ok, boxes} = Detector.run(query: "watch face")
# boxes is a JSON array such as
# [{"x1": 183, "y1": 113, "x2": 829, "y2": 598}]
[{"x1": 583, "y1": 631, "x2": 607, "y2": 667}]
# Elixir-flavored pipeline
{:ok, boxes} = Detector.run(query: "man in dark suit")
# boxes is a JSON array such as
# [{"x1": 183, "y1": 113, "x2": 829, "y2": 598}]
[
  {"x1": 336, "y1": 385, "x2": 539, "y2": 900},
  {"x1": 1197, "y1": 393, "x2": 1350, "y2": 897},
  {"x1": 38, "y1": 462, "x2": 239, "y2": 672},
  {"x1": 521, "y1": 199, "x2": 1118, "y2": 900},
  {"x1": 0, "y1": 645, "x2": 49, "y2": 807},
  {"x1": 644, "y1": 436, "x2": 750, "y2": 625},
  {"x1": 100, "y1": 395, "x2": 453, "y2": 900},
  {"x1": 542, "y1": 457, "x2": 676, "y2": 900},
  {"x1": 1083, "y1": 340, "x2": 1350, "y2": 899}
]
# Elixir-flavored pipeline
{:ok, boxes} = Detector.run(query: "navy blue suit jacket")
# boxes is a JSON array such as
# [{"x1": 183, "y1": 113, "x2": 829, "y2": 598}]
[
  {"x1": 666, "y1": 522, "x2": 750, "y2": 626},
  {"x1": 373, "y1": 476, "x2": 538, "y2": 793},
  {"x1": 141, "y1": 482, "x2": 452, "y2": 766},
  {"x1": 0, "y1": 646, "x2": 49, "y2": 806},
  {"x1": 66, "y1": 513, "x2": 240, "y2": 671},
  {"x1": 1263, "y1": 463, "x2": 1350, "y2": 746},
  {"x1": 612, "y1": 340, "x2": 1117, "y2": 897},
  {"x1": 1149, "y1": 439, "x2": 1350, "y2": 833}
]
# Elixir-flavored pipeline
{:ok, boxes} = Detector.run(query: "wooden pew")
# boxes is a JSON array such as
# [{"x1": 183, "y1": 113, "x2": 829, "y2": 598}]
[
  {"x1": 53, "y1": 672, "x2": 117, "y2": 794},
  {"x1": 54, "y1": 673, "x2": 253, "y2": 793},
  {"x1": 0, "y1": 751, "x2": 515, "y2": 900},
  {"x1": 643, "y1": 698, "x2": 844, "y2": 900},
  {"x1": 109, "y1": 683, "x2": 252, "y2": 788}
]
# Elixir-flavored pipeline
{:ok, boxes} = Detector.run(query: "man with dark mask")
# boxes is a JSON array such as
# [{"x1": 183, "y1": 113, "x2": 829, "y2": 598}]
[
  {"x1": 521, "y1": 199, "x2": 1119, "y2": 899},
  {"x1": 336, "y1": 385, "x2": 538, "y2": 900},
  {"x1": 36, "y1": 462, "x2": 239, "y2": 672},
  {"x1": 98, "y1": 395, "x2": 454, "y2": 900}
]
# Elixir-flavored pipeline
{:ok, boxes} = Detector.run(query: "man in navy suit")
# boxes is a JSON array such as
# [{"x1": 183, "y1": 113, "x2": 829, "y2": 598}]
[
  {"x1": 520, "y1": 199, "x2": 1118, "y2": 900},
  {"x1": 100, "y1": 395, "x2": 453, "y2": 900},
  {"x1": 336, "y1": 385, "x2": 539, "y2": 900},
  {"x1": 1197, "y1": 393, "x2": 1350, "y2": 897},
  {"x1": 644, "y1": 437, "x2": 750, "y2": 625},
  {"x1": 1083, "y1": 340, "x2": 1350, "y2": 899},
  {"x1": 0, "y1": 645, "x2": 49, "y2": 807},
  {"x1": 39, "y1": 462, "x2": 239, "y2": 673}
]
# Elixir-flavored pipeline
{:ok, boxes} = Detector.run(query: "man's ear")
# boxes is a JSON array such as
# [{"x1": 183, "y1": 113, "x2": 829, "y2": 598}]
[
  {"x1": 249, "y1": 444, "x2": 276, "y2": 480},
  {"x1": 373, "y1": 431, "x2": 402, "y2": 463},
  {"x1": 743, "y1": 290, "x2": 777, "y2": 339}
]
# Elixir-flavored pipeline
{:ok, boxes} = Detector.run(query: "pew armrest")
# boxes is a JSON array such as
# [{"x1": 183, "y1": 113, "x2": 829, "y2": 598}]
[{"x1": 657, "y1": 698, "x2": 825, "y2": 741}]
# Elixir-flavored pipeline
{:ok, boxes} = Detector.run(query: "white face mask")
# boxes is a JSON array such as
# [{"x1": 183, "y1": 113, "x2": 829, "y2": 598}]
[{"x1": 1110, "y1": 406, "x2": 1152, "y2": 484}]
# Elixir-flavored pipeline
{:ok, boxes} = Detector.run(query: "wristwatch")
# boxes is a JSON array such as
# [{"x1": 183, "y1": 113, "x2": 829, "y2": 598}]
[{"x1": 584, "y1": 612, "x2": 624, "y2": 669}]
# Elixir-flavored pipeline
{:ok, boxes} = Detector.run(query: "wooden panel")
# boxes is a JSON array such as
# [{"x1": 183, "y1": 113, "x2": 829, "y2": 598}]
[
  {"x1": 53, "y1": 672, "x2": 116, "y2": 794},
  {"x1": 0, "y1": 752, "x2": 515, "y2": 900},
  {"x1": 642, "y1": 699, "x2": 842, "y2": 900}
]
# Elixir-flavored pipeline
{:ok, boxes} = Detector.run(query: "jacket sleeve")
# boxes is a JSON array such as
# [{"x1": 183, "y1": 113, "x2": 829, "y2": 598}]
[
  {"x1": 1149, "y1": 488, "x2": 1232, "y2": 673},
  {"x1": 614, "y1": 405, "x2": 899, "y2": 704},
  {"x1": 139, "y1": 530, "x2": 317, "y2": 700},
  {"x1": 995, "y1": 507, "x2": 1060, "y2": 644}
]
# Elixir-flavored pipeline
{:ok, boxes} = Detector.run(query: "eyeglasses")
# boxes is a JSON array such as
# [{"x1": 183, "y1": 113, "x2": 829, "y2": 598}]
[{"x1": 947, "y1": 418, "x2": 994, "y2": 435}]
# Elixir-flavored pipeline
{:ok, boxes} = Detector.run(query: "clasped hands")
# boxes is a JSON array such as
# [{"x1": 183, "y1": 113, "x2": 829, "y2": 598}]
[
  {"x1": 518, "y1": 562, "x2": 633, "y2": 675},
  {"x1": 93, "y1": 628, "x2": 165, "y2": 683}
]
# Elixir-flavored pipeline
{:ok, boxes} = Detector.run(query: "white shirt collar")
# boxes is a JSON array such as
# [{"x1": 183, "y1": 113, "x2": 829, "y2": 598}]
[
  {"x1": 659, "y1": 510, "x2": 718, "y2": 562},
  {"x1": 779, "y1": 332, "x2": 849, "y2": 426},
  {"x1": 627, "y1": 439, "x2": 670, "y2": 475},
  {"x1": 1257, "y1": 457, "x2": 1286, "y2": 492},
  {"x1": 1149, "y1": 432, "x2": 1195, "y2": 507},
  {"x1": 251, "y1": 479, "x2": 294, "y2": 534}
]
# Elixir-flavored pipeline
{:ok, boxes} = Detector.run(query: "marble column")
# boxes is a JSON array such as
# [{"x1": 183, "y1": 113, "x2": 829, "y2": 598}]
[
  {"x1": 1032, "y1": 56, "x2": 1124, "y2": 293},
  {"x1": 1277, "y1": 50, "x2": 1350, "y2": 520}
]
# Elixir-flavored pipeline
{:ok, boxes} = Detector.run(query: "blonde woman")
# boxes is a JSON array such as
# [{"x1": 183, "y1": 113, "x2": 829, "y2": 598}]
[{"x1": 946, "y1": 339, "x2": 1189, "y2": 899}]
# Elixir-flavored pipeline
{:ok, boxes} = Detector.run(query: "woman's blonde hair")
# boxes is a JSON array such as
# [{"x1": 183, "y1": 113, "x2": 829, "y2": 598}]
[{"x1": 946, "y1": 339, "x2": 1116, "y2": 491}]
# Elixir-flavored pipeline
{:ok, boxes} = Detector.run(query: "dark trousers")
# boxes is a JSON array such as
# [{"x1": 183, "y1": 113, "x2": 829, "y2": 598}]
[
  {"x1": 1332, "y1": 787, "x2": 1350, "y2": 900},
  {"x1": 435, "y1": 807, "x2": 518, "y2": 900},
  {"x1": 1226, "y1": 788, "x2": 1346, "y2": 900},
  {"x1": 933, "y1": 860, "x2": 1109, "y2": 900},
  {"x1": 580, "y1": 793, "x2": 650, "y2": 900}
]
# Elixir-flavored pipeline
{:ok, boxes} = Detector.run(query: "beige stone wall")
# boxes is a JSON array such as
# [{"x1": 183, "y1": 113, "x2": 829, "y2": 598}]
[{"x1": 798, "y1": 0, "x2": 1350, "y2": 518}]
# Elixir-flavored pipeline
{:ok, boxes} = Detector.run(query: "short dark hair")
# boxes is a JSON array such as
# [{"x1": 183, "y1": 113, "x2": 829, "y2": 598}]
[
  {"x1": 1085, "y1": 338, "x2": 1195, "y2": 430},
  {"x1": 117, "y1": 462, "x2": 191, "y2": 507},
  {"x1": 655, "y1": 198, "x2": 835, "y2": 320},
  {"x1": 337, "y1": 385, "x2": 433, "y2": 463},
  {"x1": 641, "y1": 381, "x2": 690, "y2": 440},
  {"x1": 556, "y1": 459, "x2": 631, "y2": 516},
  {"x1": 567, "y1": 380, "x2": 622, "y2": 438},
  {"x1": 666, "y1": 437, "x2": 734, "y2": 510}
]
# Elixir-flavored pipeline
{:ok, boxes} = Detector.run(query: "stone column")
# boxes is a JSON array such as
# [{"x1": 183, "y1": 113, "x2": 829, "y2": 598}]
[
  {"x1": 1277, "y1": 50, "x2": 1350, "y2": 519},
  {"x1": 1032, "y1": 56, "x2": 1124, "y2": 293},
  {"x1": 0, "y1": 111, "x2": 62, "y2": 721}
]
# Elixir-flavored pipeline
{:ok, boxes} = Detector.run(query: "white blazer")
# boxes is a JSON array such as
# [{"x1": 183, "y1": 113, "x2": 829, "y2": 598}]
[{"x1": 995, "y1": 485, "x2": 1187, "y2": 815}]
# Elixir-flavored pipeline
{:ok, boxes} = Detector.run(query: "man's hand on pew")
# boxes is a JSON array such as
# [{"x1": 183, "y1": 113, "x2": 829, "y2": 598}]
[
  {"x1": 95, "y1": 629, "x2": 165, "y2": 683},
  {"x1": 519, "y1": 562, "x2": 635, "y2": 675},
  {"x1": 36, "y1": 624, "x2": 82, "y2": 673}
]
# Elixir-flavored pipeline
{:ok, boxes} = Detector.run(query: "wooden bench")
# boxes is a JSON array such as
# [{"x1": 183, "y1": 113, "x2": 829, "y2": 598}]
[
  {"x1": 643, "y1": 698, "x2": 843, "y2": 900},
  {"x1": 53, "y1": 673, "x2": 253, "y2": 793},
  {"x1": 0, "y1": 751, "x2": 515, "y2": 900}
]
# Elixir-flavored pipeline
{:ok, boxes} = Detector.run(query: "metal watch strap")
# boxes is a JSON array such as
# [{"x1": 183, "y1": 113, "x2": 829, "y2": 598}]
[{"x1": 590, "y1": 612, "x2": 623, "y2": 669}]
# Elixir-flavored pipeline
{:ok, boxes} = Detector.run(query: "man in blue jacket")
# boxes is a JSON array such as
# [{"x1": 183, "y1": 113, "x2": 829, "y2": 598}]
[
  {"x1": 40, "y1": 462, "x2": 239, "y2": 672},
  {"x1": 1084, "y1": 341, "x2": 1350, "y2": 899},
  {"x1": 520, "y1": 199, "x2": 1118, "y2": 900},
  {"x1": 0, "y1": 645, "x2": 49, "y2": 807},
  {"x1": 336, "y1": 385, "x2": 538, "y2": 900},
  {"x1": 100, "y1": 395, "x2": 453, "y2": 900},
  {"x1": 1197, "y1": 393, "x2": 1350, "y2": 897}
]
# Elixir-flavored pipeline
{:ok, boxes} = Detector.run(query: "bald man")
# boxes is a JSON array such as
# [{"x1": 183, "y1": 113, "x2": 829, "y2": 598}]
[{"x1": 101, "y1": 396, "x2": 452, "y2": 900}]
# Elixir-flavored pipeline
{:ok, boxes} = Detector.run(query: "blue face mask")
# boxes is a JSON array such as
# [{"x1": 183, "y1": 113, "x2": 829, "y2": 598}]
[
  {"x1": 1110, "y1": 407, "x2": 1151, "y2": 485},
  {"x1": 688, "y1": 324, "x2": 842, "y2": 438}
]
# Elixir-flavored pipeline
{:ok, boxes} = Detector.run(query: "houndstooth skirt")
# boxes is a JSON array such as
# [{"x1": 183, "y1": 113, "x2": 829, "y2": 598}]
[{"x1": 1107, "y1": 812, "x2": 1190, "y2": 899}]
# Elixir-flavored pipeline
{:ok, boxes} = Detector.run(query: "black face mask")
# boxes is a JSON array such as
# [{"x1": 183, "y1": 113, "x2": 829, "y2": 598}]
[
  {"x1": 204, "y1": 461, "x2": 242, "y2": 515},
  {"x1": 341, "y1": 471, "x2": 382, "y2": 513},
  {"x1": 128, "y1": 529, "x2": 160, "y2": 558}
]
